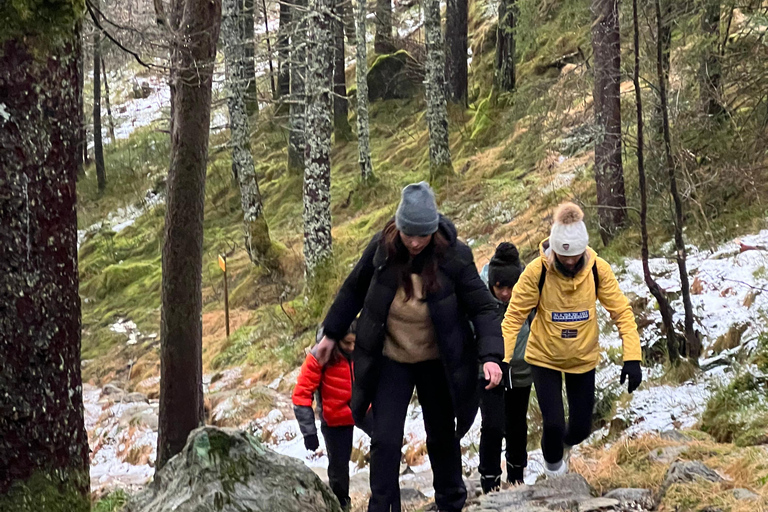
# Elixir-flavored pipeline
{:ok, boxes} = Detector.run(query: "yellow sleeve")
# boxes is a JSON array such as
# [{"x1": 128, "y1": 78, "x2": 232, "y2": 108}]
[
  {"x1": 595, "y1": 258, "x2": 642, "y2": 362},
  {"x1": 502, "y1": 258, "x2": 543, "y2": 363}
]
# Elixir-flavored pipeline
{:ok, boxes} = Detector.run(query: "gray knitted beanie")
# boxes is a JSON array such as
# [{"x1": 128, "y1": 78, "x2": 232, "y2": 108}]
[{"x1": 395, "y1": 182, "x2": 440, "y2": 236}]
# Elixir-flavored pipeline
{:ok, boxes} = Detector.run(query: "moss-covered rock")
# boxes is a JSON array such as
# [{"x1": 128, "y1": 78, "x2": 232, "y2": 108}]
[
  {"x1": 126, "y1": 426, "x2": 342, "y2": 512},
  {"x1": 367, "y1": 50, "x2": 422, "y2": 102}
]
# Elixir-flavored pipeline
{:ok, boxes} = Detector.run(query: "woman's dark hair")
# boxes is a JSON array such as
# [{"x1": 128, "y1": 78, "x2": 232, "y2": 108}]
[{"x1": 382, "y1": 219, "x2": 449, "y2": 301}]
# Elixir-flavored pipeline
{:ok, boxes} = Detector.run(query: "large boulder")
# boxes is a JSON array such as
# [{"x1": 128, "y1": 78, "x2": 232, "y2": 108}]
[
  {"x1": 126, "y1": 426, "x2": 341, "y2": 512},
  {"x1": 367, "y1": 50, "x2": 423, "y2": 102},
  {"x1": 466, "y1": 474, "x2": 594, "y2": 511}
]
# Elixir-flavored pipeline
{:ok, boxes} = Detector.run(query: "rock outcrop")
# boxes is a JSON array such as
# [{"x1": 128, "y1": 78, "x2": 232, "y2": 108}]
[{"x1": 126, "y1": 426, "x2": 341, "y2": 512}]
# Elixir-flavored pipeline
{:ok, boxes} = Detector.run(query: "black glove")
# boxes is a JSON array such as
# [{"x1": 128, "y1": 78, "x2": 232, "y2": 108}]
[
  {"x1": 621, "y1": 361, "x2": 642, "y2": 393},
  {"x1": 304, "y1": 434, "x2": 319, "y2": 451}
]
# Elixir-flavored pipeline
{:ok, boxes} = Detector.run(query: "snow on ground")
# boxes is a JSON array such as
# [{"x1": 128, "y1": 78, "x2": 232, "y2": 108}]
[{"x1": 77, "y1": 189, "x2": 164, "y2": 249}]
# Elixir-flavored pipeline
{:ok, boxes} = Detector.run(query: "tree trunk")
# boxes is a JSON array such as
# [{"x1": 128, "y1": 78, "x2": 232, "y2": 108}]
[
  {"x1": 0, "y1": 19, "x2": 90, "y2": 511},
  {"x1": 223, "y1": 0, "x2": 274, "y2": 265},
  {"x1": 356, "y1": 0, "x2": 375, "y2": 182},
  {"x1": 633, "y1": 0, "x2": 679, "y2": 363},
  {"x1": 700, "y1": 0, "x2": 723, "y2": 118},
  {"x1": 495, "y1": 0, "x2": 516, "y2": 91},
  {"x1": 78, "y1": 33, "x2": 87, "y2": 178},
  {"x1": 277, "y1": 0, "x2": 292, "y2": 99},
  {"x1": 288, "y1": 0, "x2": 308, "y2": 174},
  {"x1": 304, "y1": 0, "x2": 334, "y2": 278},
  {"x1": 93, "y1": 14, "x2": 106, "y2": 192},
  {"x1": 445, "y1": 0, "x2": 468, "y2": 104},
  {"x1": 333, "y1": 0, "x2": 353, "y2": 141},
  {"x1": 157, "y1": 0, "x2": 222, "y2": 470},
  {"x1": 262, "y1": 0, "x2": 277, "y2": 98},
  {"x1": 374, "y1": 0, "x2": 394, "y2": 53},
  {"x1": 101, "y1": 57, "x2": 116, "y2": 142},
  {"x1": 655, "y1": 0, "x2": 700, "y2": 359},
  {"x1": 424, "y1": 0, "x2": 454, "y2": 183},
  {"x1": 590, "y1": 0, "x2": 627, "y2": 245},
  {"x1": 653, "y1": 0, "x2": 672, "y2": 135},
  {"x1": 242, "y1": 0, "x2": 259, "y2": 116}
]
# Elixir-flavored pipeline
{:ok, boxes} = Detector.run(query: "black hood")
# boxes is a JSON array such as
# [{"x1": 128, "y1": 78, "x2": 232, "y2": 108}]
[{"x1": 437, "y1": 214, "x2": 458, "y2": 246}]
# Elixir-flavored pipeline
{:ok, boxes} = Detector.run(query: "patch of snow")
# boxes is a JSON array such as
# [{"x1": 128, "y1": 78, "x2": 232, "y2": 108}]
[{"x1": 110, "y1": 318, "x2": 141, "y2": 346}]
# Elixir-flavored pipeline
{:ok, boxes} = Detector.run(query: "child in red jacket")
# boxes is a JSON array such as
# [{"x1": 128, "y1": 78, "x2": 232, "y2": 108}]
[{"x1": 293, "y1": 321, "x2": 357, "y2": 511}]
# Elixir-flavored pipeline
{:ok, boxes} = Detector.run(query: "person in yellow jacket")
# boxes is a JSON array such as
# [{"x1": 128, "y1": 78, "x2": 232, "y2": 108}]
[{"x1": 501, "y1": 202, "x2": 642, "y2": 477}]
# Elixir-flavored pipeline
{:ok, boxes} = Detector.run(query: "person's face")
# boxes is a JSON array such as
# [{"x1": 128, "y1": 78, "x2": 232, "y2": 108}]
[
  {"x1": 339, "y1": 333, "x2": 356, "y2": 353},
  {"x1": 492, "y1": 285, "x2": 514, "y2": 303},
  {"x1": 555, "y1": 252, "x2": 584, "y2": 272},
  {"x1": 399, "y1": 232, "x2": 432, "y2": 256}
]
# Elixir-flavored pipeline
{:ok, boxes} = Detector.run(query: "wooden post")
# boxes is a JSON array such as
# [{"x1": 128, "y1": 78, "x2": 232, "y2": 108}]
[{"x1": 219, "y1": 254, "x2": 230, "y2": 338}]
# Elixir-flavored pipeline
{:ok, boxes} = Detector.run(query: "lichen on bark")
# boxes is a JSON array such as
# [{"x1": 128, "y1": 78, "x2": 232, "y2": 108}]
[
  {"x1": 423, "y1": 0, "x2": 454, "y2": 184},
  {"x1": 288, "y1": 0, "x2": 308, "y2": 174},
  {"x1": 355, "y1": 0, "x2": 374, "y2": 182}
]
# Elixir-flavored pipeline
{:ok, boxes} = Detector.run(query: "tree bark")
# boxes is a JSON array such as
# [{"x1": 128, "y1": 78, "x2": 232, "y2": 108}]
[
  {"x1": 591, "y1": 0, "x2": 627, "y2": 245},
  {"x1": 93, "y1": 11, "x2": 107, "y2": 192},
  {"x1": 445, "y1": 0, "x2": 468, "y2": 104},
  {"x1": 78, "y1": 33, "x2": 87, "y2": 178},
  {"x1": 223, "y1": 0, "x2": 274, "y2": 264},
  {"x1": 700, "y1": 0, "x2": 723, "y2": 118},
  {"x1": 0, "y1": 20, "x2": 90, "y2": 511},
  {"x1": 288, "y1": 0, "x2": 308, "y2": 174},
  {"x1": 655, "y1": 0, "x2": 700, "y2": 359},
  {"x1": 374, "y1": 0, "x2": 394, "y2": 53},
  {"x1": 304, "y1": 0, "x2": 334, "y2": 278},
  {"x1": 262, "y1": 0, "x2": 277, "y2": 98},
  {"x1": 157, "y1": 0, "x2": 222, "y2": 470},
  {"x1": 333, "y1": 0, "x2": 353, "y2": 141},
  {"x1": 424, "y1": 0, "x2": 454, "y2": 183},
  {"x1": 101, "y1": 57, "x2": 116, "y2": 142},
  {"x1": 356, "y1": 0, "x2": 375, "y2": 182},
  {"x1": 633, "y1": 0, "x2": 679, "y2": 363},
  {"x1": 242, "y1": 0, "x2": 259, "y2": 116},
  {"x1": 495, "y1": 0, "x2": 517, "y2": 91},
  {"x1": 277, "y1": 0, "x2": 292, "y2": 99}
]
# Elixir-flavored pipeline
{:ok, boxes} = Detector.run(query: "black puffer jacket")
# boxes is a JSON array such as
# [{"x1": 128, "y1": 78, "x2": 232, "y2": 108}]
[{"x1": 323, "y1": 217, "x2": 504, "y2": 437}]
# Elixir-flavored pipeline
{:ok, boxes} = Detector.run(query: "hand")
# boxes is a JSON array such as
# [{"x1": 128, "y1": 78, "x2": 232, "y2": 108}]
[
  {"x1": 304, "y1": 434, "x2": 319, "y2": 451},
  {"x1": 483, "y1": 362, "x2": 503, "y2": 390},
  {"x1": 620, "y1": 361, "x2": 642, "y2": 393},
  {"x1": 315, "y1": 335, "x2": 336, "y2": 365}
]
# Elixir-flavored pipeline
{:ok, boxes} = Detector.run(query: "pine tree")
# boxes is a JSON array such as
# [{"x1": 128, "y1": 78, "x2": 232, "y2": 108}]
[
  {"x1": 445, "y1": 0, "x2": 468, "y2": 104},
  {"x1": 303, "y1": 0, "x2": 334, "y2": 277},
  {"x1": 333, "y1": 0, "x2": 353, "y2": 141},
  {"x1": 355, "y1": 0, "x2": 375, "y2": 182},
  {"x1": 590, "y1": 0, "x2": 627, "y2": 244},
  {"x1": 0, "y1": 13, "x2": 90, "y2": 511},
  {"x1": 157, "y1": 0, "x2": 222, "y2": 469},
  {"x1": 223, "y1": 0, "x2": 273, "y2": 265},
  {"x1": 288, "y1": 0, "x2": 307, "y2": 174},
  {"x1": 495, "y1": 0, "x2": 517, "y2": 91},
  {"x1": 424, "y1": 0, "x2": 454, "y2": 183}
]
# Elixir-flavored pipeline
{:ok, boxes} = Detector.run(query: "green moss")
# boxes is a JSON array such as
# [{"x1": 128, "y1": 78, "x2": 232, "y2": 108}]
[
  {"x1": 93, "y1": 490, "x2": 129, "y2": 512},
  {"x1": 1, "y1": 0, "x2": 84, "y2": 50},
  {"x1": 0, "y1": 469, "x2": 90, "y2": 512}
]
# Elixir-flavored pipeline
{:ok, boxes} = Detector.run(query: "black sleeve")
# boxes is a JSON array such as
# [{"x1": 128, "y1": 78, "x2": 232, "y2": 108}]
[
  {"x1": 294, "y1": 405, "x2": 318, "y2": 438},
  {"x1": 454, "y1": 244, "x2": 504, "y2": 365},
  {"x1": 322, "y1": 233, "x2": 381, "y2": 341}
]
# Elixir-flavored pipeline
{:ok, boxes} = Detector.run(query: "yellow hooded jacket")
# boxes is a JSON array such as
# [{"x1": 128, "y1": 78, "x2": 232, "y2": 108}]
[{"x1": 502, "y1": 240, "x2": 641, "y2": 373}]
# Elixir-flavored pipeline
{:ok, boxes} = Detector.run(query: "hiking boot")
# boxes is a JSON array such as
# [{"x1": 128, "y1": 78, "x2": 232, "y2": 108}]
[
  {"x1": 480, "y1": 474, "x2": 501, "y2": 494},
  {"x1": 506, "y1": 463, "x2": 525, "y2": 485},
  {"x1": 543, "y1": 459, "x2": 568, "y2": 478}
]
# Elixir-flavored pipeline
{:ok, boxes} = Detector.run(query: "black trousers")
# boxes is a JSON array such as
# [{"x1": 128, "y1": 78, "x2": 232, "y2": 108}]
[
  {"x1": 478, "y1": 382, "x2": 531, "y2": 478},
  {"x1": 368, "y1": 358, "x2": 466, "y2": 512},
  {"x1": 322, "y1": 424, "x2": 354, "y2": 509},
  {"x1": 530, "y1": 365, "x2": 595, "y2": 464}
]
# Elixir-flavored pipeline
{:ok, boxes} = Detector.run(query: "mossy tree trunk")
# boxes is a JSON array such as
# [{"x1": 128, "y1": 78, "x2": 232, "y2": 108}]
[
  {"x1": 424, "y1": 0, "x2": 454, "y2": 183},
  {"x1": 333, "y1": 0, "x2": 353, "y2": 142},
  {"x1": 288, "y1": 0, "x2": 307, "y2": 174},
  {"x1": 101, "y1": 56, "x2": 116, "y2": 141},
  {"x1": 445, "y1": 0, "x2": 468, "y2": 105},
  {"x1": 223, "y1": 0, "x2": 273, "y2": 265},
  {"x1": 0, "y1": 13, "x2": 90, "y2": 511},
  {"x1": 241, "y1": 0, "x2": 259, "y2": 117},
  {"x1": 304, "y1": 0, "x2": 334, "y2": 279},
  {"x1": 158, "y1": 0, "x2": 222, "y2": 470},
  {"x1": 374, "y1": 0, "x2": 393, "y2": 53},
  {"x1": 699, "y1": 0, "x2": 724, "y2": 118},
  {"x1": 590, "y1": 0, "x2": 627, "y2": 245},
  {"x1": 277, "y1": 0, "x2": 291, "y2": 99},
  {"x1": 93, "y1": 3, "x2": 106, "y2": 192},
  {"x1": 655, "y1": 0, "x2": 700, "y2": 360},
  {"x1": 355, "y1": 0, "x2": 375, "y2": 182},
  {"x1": 633, "y1": 0, "x2": 679, "y2": 363},
  {"x1": 495, "y1": 0, "x2": 516, "y2": 91}
]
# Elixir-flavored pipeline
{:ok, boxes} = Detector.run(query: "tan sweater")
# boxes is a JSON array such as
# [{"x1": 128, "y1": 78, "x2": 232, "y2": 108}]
[{"x1": 383, "y1": 274, "x2": 439, "y2": 363}]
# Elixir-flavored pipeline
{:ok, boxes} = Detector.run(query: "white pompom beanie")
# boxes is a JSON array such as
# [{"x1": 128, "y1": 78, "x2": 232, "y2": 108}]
[{"x1": 549, "y1": 203, "x2": 589, "y2": 257}]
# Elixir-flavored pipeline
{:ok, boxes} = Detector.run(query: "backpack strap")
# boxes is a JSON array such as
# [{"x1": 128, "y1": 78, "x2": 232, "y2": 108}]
[{"x1": 536, "y1": 260, "x2": 600, "y2": 301}]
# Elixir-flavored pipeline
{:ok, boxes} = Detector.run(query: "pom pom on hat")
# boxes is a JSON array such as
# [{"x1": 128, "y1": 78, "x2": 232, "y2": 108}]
[
  {"x1": 549, "y1": 202, "x2": 589, "y2": 256},
  {"x1": 488, "y1": 242, "x2": 523, "y2": 290}
]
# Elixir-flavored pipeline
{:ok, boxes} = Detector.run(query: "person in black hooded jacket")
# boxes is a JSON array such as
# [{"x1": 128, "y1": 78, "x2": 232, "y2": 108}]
[{"x1": 314, "y1": 182, "x2": 504, "y2": 512}]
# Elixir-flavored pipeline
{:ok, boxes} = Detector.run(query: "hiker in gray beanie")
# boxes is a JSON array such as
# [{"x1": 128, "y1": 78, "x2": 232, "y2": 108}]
[{"x1": 314, "y1": 181, "x2": 504, "y2": 512}]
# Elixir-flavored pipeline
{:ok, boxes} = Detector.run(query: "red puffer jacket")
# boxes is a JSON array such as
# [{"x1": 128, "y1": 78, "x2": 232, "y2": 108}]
[{"x1": 292, "y1": 349, "x2": 354, "y2": 430}]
